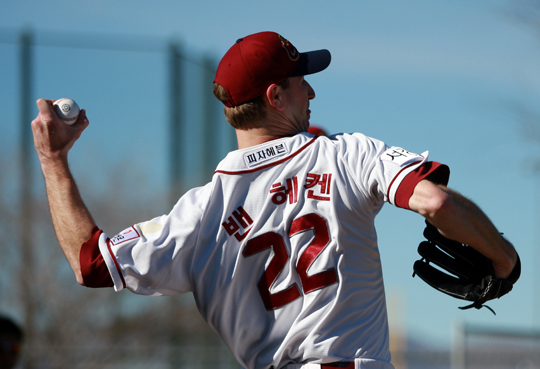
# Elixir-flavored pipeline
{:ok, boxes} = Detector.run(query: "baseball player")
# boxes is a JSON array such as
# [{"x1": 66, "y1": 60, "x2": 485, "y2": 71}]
[{"x1": 31, "y1": 31, "x2": 519, "y2": 369}]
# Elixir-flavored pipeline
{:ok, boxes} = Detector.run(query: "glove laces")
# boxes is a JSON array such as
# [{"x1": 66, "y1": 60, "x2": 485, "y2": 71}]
[{"x1": 458, "y1": 301, "x2": 496, "y2": 315}]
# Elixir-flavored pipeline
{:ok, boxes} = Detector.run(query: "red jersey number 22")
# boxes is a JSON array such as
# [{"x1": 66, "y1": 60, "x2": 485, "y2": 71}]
[{"x1": 243, "y1": 213, "x2": 338, "y2": 310}]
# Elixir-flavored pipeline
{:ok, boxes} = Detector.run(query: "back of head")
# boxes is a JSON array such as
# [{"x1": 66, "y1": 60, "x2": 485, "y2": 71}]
[
  {"x1": 213, "y1": 31, "x2": 331, "y2": 129},
  {"x1": 212, "y1": 83, "x2": 267, "y2": 129}
]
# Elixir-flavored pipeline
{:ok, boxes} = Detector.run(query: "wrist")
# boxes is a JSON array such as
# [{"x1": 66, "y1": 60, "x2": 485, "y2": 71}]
[
  {"x1": 505, "y1": 254, "x2": 521, "y2": 283},
  {"x1": 39, "y1": 156, "x2": 71, "y2": 178},
  {"x1": 493, "y1": 247, "x2": 519, "y2": 279}
]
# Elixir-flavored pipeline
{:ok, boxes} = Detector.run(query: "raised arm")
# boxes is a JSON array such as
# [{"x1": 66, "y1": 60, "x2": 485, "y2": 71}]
[
  {"x1": 32, "y1": 99, "x2": 96, "y2": 284},
  {"x1": 408, "y1": 179, "x2": 517, "y2": 279}
]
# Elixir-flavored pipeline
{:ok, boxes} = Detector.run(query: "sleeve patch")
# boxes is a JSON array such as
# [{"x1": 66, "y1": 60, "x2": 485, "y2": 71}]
[
  {"x1": 380, "y1": 147, "x2": 424, "y2": 167},
  {"x1": 110, "y1": 226, "x2": 140, "y2": 246}
]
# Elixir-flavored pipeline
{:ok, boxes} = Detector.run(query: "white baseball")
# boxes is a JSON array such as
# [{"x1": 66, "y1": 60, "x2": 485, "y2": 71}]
[{"x1": 53, "y1": 98, "x2": 80, "y2": 125}]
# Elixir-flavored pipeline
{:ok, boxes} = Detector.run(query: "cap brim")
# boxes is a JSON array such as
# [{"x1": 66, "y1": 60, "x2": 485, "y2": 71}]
[{"x1": 291, "y1": 49, "x2": 331, "y2": 77}]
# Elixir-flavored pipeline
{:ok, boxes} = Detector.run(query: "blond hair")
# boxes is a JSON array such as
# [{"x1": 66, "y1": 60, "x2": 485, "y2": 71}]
[{"x1": 213, "y1": 78, "x2": 290, "y2": 130}]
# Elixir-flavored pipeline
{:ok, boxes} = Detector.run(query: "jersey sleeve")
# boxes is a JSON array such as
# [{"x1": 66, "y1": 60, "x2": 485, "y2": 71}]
[
  {"x1": 334, "y1": 133, "x2": 449, "y2": 209},
  {"x1": 80, "y1": 184, "x2": 212, "y2": 295},
  {"x1": 393, "y1": 160, "x2": 450, "y2": 209}
]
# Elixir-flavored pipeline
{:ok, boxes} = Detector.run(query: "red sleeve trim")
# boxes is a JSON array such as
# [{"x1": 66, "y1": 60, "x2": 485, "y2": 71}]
[
  {"x1": 394, "y1": 162, "x2": 450, "y2": 210},
  {"x1": 106, "y1": 238, "x2": 127, "y2": 290},
  {"x1": 80, "y1": 226, "x2": 114, "y2": 288}
]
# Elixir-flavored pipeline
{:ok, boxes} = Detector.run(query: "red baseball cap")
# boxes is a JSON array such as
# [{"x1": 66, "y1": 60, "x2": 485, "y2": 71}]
[{"x1": 214, "y1": 31, "x2": 331, "y2": 107}]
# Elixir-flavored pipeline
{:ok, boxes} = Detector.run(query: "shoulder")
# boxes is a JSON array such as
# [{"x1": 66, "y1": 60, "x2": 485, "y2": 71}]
[
  {"x1": 324, "y1": 132, "x2": 387, "y2": 149},
  {"x1": 317, "y1": 132, "x2": 389, "y2": 164},
  {"x1": 171, "y1": 182, "x2": 215, "y2": 218}
]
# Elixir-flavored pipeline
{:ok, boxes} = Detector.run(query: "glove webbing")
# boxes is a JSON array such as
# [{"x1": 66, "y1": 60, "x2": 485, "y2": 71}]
[
  {"x1": 412, "y1": 259, "x2": 496, "y2": 314},
  {"x1": 459, "y1": 255, "x2": 521, "y2": 314}
]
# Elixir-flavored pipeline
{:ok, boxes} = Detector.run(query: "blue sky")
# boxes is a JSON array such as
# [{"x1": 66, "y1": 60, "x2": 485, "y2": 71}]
[{"x1": 1, "y1": 0, "x2": 540, "y2": 349}]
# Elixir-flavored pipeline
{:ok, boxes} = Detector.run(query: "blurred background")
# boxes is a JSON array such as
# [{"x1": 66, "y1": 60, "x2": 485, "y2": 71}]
[{"x1": 1, "y1": 0, "x2": 540, "y2": 368}]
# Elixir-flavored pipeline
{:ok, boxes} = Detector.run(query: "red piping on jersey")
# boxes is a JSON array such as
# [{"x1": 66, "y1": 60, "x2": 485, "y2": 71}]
[
  {"x1": 386, "y1": 160, "x2": 423, "y2": 206},
  {"x1": 106, "y1": 239, "x2": 127, "y2": 290},
  {"x1": 390, "y1": 161, "x2": 450, "y2": 209},
  {"x1": 214, "y1": 137, "x2": 318, "y2": 175}
]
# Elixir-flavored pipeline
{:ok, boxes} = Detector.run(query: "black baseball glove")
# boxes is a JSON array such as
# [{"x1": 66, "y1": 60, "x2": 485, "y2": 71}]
[{"x1": 413, "y1": 221, "x2": 520, "y2": 314}]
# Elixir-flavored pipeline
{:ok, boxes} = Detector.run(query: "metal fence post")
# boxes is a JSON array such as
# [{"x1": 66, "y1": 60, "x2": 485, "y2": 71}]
[
  {"x1": 169, "y1": 41, "x2": 183, "y2": 204},
  {"x1": 451, "y1": 320, "x2": 466, "y2": 369},
  {"x1": 19, "y1": 27, "x2": 36, "y2": 369},
  {"x1": 201, "y1": 56, "x2": 219, "y2": 182}
]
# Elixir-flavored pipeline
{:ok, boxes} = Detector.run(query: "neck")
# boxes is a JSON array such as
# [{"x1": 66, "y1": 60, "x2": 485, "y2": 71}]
[
  {"x1": 235, "y1": 115, "x2": 308, "y2": 150},
  {"x1": 235, "y1": 127, "x2": 279, "y2": 149}
]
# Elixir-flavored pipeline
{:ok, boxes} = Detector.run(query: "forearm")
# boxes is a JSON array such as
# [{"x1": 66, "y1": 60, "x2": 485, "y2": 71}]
[
  {"x1": 409, "y1": 180, "x2": 517, "y2": 278},
  {"x1": 32, "y1": 99, "x2": 95, "y2": 283},
  {"x1": 41, "y1": 158, "x2": 96, "y2": 284}
]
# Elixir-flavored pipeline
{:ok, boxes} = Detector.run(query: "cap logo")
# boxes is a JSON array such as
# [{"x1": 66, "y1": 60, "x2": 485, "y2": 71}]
[{"x1": 279, "y1": 35, "x2": 299, "y2": 62}]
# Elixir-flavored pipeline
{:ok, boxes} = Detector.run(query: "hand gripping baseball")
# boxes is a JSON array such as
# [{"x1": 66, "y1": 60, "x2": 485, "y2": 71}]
[
  {"x1": 412, "y1": 221, "x2": 521, "y2": 314},
  {"x1": 32, "y1": 99, "x2": 88, "y2": 163}
]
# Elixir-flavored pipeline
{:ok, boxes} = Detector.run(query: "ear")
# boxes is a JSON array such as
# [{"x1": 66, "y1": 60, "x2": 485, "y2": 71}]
[{"x1": 265, "y1": 83, "x2": 284, "y2": 111}]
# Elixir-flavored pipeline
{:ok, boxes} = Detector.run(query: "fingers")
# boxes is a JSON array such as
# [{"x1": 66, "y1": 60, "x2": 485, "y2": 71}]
[
  {"x1": 75, "y1": 109, "x2": 90, "y2": 129},
  {"x1": 31, "y1": 100, "x2": 53, "y2": 137},
  {"x1": 35, "y1": 98, "x2": 57, "y2": 125},
  {"x1": 31, "y1": 99, "x2": 90, "y2": 161},
  {"x1": 33, "y1": 99, "x2": 89, "y2": 131}
]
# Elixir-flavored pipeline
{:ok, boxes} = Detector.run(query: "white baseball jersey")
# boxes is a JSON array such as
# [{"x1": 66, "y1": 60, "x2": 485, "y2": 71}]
[{"x1": 81, "y1": 132, "x2": 449, "y2": 369}]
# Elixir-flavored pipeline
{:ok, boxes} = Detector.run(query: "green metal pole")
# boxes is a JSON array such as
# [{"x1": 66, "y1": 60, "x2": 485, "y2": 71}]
[
  {"x1": 167, "y1": 40, "x2": 184, "y2": 369},
  {"x1": 168, "y1": 41, "x2": 183, "y2": 205},
  {"x1": 19, "y1": 28, "x2": 36, "y2": 369},
  {"x1": 201, "y1": 57, "x2": 219, "y2": 183}
]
